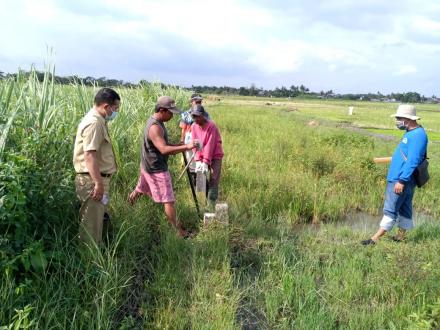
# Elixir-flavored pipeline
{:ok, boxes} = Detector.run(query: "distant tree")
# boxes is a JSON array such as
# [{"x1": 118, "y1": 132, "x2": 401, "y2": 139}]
[
  {"x1": 95, "y1": 77, "x2": 106, "y2": 86},
  {"x1": 391, "y1": 93, "x2": 403, "y2": 101},
  {"x1": 249, "y1": 83, "x2": 258, "y2": 96},
  {"x1": 402, "y1": 92, "x2": 421, "y2": 103},
  {"x1": 84, "y1": 76, "x2": 95, "y2": 85},
  {"x1": 239, "y1": 87, "x2": 249, "y2": 96},
  {"x1": 288, "y1": 85, "x2": 299, "y2": 97},
  {"x1": 1, "y1": 69, "x2": 435, "y2": 103}
]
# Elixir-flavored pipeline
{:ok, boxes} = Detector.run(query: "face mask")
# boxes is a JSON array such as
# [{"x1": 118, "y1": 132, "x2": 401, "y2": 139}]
[
  {"x1": 106, "y1": 110, "x2": 118, "y2": 121},
  {"x1": 396, "y1": 120, "x2": 407, "y2": 130}
]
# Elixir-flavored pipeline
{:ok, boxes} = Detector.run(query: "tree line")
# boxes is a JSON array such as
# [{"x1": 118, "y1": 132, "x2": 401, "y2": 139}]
[
  {"x1": 190, "y1": 84, "x2": 436, "y2": 103},
  {"x1": 0, "y1": 70, "x2": 437, "y2": 103}
]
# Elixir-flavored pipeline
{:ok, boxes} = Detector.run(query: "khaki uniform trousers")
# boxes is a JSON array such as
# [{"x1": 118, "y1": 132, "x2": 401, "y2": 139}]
[{"x1": 75, "y1": 174, "x2": 111, "y2": 245}]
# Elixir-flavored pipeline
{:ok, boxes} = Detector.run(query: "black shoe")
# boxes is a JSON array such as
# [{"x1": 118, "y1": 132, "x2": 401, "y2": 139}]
[
  {"x1": 391, "y1": 236, "x2": 403, "y2": 242},
  {"x1": 183, "y1": 230, "x2": 196, "y2": 239},
  {"x1": 361, "y1": 238, "x2": 376, "y2": 245}
]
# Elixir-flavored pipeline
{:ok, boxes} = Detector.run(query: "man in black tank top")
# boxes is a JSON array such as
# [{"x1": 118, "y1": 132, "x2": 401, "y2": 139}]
[{"x1": 129, "y1": 96, "x2": 198, "y2": 237}]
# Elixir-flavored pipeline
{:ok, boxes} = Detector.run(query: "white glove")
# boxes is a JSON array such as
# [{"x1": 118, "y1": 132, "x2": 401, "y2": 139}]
[{"x1": 195, "y1": 161, "x2": 209, "y2": 174}]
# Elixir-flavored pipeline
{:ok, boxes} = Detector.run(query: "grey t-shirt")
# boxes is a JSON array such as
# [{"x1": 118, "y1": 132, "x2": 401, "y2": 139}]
[{"x1": 141, "y1": 116, "x2": 169, "y2": 173}]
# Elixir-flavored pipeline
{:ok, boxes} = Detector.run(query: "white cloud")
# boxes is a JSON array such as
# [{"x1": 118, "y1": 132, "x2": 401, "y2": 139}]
[
  {"x1": 245, "y1": 40, "x2": 374, "y2": 75},
  {"x1": 313, "y1": 45, "x2": 372, "y2": 68},
  {"x1": 105, "y1": 0, "x2": 274, "y2": 49},
  {"x1": 328, "y1": 64, "x2": 337, "y2": 72},
  {"x1": 412, "y1": 16, "x2": 440, "y2": 34},
  {"x1": 23, "y1": 0, "x2": 58, "y2": 23},
  {"x1": 395, "y1": 65, "x2": 418, "y2": 76},
  {"x1": 246, "y1": 40, "x2": 306, "y2": 74},
  {"x1": 0, "y1": 0, "x2": 439, "y2": 94}
]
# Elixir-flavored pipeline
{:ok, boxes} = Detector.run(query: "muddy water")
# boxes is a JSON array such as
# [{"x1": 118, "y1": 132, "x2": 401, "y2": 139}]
[
  {"x1": 340, "y1": 211, "x2": 437, "y2": 232},
  {"x1": 296, "y1": 211, "x2": 437, "y2": 233},
  {"x1": 338, "y1": 211, "x2": 381, "y2": 232}
]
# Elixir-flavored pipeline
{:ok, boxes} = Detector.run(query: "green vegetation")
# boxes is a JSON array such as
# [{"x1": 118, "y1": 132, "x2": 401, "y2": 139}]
[
  {"x1": 2, "y1": 70, "x2": 435, "y2": 103},
  {"x1": 1, "y1": 68, "x2": 440, "y2": 328}
]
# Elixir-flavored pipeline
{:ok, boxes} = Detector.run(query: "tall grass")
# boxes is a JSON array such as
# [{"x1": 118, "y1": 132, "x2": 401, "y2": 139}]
[
  {"x1": 0, "y1": 67, "x2": 200, "y2": 328},
  {"x1": 2, "y1": 68, "x2": 440, "y2": 328},
  {"x1": 216, "y1": 99, "x2": 440, "y2": 328}
]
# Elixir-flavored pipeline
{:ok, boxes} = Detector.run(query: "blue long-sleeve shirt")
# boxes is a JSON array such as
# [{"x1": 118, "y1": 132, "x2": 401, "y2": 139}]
[{"x1": 387, "y1": 126, "x2": 428, "y2": 183}]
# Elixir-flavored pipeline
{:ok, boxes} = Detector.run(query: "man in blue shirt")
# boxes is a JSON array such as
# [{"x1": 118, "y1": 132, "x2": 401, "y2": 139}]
[
  {"x1": 179, "y1": 94, "x2": 211, "y2": 173},
  {"x1": 362, "y1": 104, "x2": 428, "y2": 245},
  {"x1": 179, "y1": 94, "x2": 210, "y2": 143}
]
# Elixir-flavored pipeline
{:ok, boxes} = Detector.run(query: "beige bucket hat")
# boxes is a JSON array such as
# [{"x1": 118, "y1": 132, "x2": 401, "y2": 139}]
[{"x1": 390, "y1": 104, "x2": 420, "y2": 120}]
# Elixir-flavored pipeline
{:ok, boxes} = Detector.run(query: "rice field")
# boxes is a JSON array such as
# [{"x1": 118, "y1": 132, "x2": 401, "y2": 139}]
[{"x1": 1, "y1": 67, "x2": 440, "y2": 329}]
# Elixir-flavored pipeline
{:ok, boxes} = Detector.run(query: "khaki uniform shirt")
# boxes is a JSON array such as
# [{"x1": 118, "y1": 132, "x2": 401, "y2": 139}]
[{"x1": 73, "y1": 109, "x2": 117, "y2": 174}]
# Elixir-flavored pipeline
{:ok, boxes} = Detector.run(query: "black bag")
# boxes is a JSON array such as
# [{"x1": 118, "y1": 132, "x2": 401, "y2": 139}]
[
  {"x1": 413, "y1": 158, "x2": 429, "y2": 188},
  {"x1": 400, "y1": 148, "x2": 429, "y2": 188}
]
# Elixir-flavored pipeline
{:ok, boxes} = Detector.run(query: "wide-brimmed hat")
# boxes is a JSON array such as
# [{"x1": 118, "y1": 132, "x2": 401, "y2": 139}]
[
  {"x1": 156, "y1": 96, "x2": 181, "y2": 114},
  {"x1": 390, "y1": 104, "x2": 420, "y2": 120}
]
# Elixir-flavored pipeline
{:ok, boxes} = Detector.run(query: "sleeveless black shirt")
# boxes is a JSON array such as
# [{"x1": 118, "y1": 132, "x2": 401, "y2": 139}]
[{"x1": 141, "y1": 116, "x2": 169, "y2": 173}]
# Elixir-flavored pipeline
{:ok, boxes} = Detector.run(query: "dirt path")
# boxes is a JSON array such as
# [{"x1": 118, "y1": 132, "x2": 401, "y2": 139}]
[{"x1": 340, "y1": 125, "x2": 398, "y2": 141}]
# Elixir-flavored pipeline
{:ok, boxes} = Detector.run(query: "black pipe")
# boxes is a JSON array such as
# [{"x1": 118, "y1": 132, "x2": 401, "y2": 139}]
[{"x1": 182, "y1": 152, "x2": 202, "y2": 219}]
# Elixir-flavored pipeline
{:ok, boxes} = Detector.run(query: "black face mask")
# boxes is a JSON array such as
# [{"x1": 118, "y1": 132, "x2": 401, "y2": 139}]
[{"x1": 396, "y1": 120, "x2": 407, "y2": 130}]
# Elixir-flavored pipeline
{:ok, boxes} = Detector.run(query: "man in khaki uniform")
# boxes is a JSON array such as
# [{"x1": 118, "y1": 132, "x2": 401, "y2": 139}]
[{"x1": 73, "y1": 88, "x2": 120, "y2": 245}]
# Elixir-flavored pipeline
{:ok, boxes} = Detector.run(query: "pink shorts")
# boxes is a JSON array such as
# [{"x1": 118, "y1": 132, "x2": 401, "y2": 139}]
[{"x1": 135, "y1": 168, "x2": 175, "y2": 203}]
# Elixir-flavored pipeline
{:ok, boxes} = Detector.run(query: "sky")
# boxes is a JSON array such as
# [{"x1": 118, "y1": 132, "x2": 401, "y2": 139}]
[{"x1": 1, "y1": 0, "x2": 439, "y2": 95}]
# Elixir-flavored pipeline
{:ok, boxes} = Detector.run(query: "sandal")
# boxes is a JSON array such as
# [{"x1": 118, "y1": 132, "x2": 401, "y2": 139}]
[
  {"x1": 361, "y1": 238, "x2": 376, "y2": 246},
  {"x1": 182, "y1": 230, "x2": 197, "y2": 239}
]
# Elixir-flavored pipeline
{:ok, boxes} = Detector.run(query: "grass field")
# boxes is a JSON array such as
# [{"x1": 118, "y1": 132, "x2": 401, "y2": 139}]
[{"x1": 1, "y1": 70, "x2": 440, "y2": 329}]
